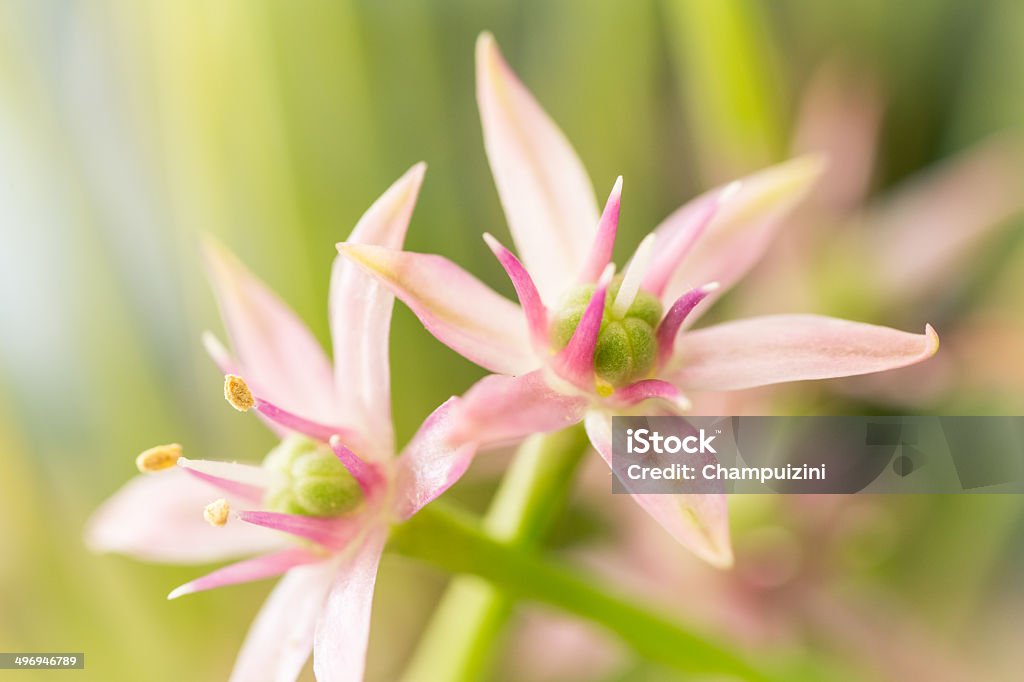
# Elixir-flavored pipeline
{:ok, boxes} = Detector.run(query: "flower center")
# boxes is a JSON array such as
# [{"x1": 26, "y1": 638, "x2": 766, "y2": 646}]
[
  {"x1": 550, "y1": 275, "x2": 663, "y2": 388},
  {"x1": 262, "y1": 435, "x2": 363, "y2": 517}
]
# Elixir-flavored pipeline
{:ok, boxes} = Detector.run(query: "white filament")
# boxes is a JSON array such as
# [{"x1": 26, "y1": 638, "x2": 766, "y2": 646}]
[
  {"x1": 177, "y1": 457, "x2": 277, "y2": 488},
  {"x1": 612, "y1": 233, "x2": 656, "y2": 317}
]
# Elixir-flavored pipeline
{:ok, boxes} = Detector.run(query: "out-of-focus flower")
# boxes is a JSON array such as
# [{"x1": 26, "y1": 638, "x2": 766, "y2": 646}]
[
  {"x1": 507, "y1": 470, "x2": 988, "y2": 681},
  {"x1": 338, "y1": 34, "x2": 939, "y2": 568},
  {"x1": 727, "y1": 63, "x2": 1024, "y2": 410},
  {"x1": 87, "y1": 165, "x2": 474, "y2": 682}
]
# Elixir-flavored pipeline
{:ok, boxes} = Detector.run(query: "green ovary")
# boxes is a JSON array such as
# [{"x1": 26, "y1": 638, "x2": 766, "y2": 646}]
[
  {"x1": 262, "y1": 435, "x2": 362, "y2": 517},
  {"x1": 551, "y1": 277, "x2": 662, "y2": 387}
]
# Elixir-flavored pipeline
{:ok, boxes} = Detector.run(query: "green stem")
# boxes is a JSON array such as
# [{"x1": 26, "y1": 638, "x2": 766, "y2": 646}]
[
  {"x1": 391, "y1": 501, "x2": 785, "y2": 682},
  {"x1": 400, "y1": 426, "x2": 590, "y2": 682}
]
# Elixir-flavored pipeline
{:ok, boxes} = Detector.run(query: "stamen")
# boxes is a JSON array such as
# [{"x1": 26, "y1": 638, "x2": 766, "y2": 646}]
[
  {"x1": 483, "y1": 232, "x2": 548, "y2": 349},
  {"x1": 642, "y1": 180, "x2": 742, "y2": 297},
  {"x1": 553, "y1": 263, "x2": 615, "y2": 388},
  {"x1": 656, "y1": 282, "x2": 720, "y2": 365},
  {"x1": 578, "y1": 176, "x2": 623, "y2": 283},
  {"x1": 612, "y1": 233, "x2": 657, "y2": 317},
  {"x1": 224, "y1": 375, "x2": 255, "y2": 411},
  {"x1": 238, "y1": 510, "x2": 360, "y2": 549},
  {"x1": 178, "y1": 456, "x2": 275, "y2": 489},
  {"x1": 329, "y1": 435, "x2": 382, "y2": 495},
  {"x1": 203, "y1": 498, "x2": 230, "y2": 527},
  {"x1": 614, "y1": 379, "x2": 693, "y2": 411},
  {"x1": 202, "y1": 332, "x2": 239, "y2": 376},
  {"x1": 166, "y1": 548, "x2": 319, "y2": 600},
  {"x1": 135, "y1": 443, "x2": 182, "y2": 473},
  {"x1": 223, "y1": 374, "x2": 358, "y2": 444}
]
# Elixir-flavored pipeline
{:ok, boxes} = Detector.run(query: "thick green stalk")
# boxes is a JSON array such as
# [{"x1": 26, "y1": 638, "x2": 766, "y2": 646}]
[
  {"x1": 391, "y1": 501, "x2": 787, "y2": 682},
  {"x1": 400, "y1": 426, "x2": 590, "y2": 682}
]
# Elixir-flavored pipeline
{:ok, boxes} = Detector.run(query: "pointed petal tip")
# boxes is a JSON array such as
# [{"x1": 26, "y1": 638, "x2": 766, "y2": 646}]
[
  {"x1": 729, "y1": 154, "x2": 830, "y2": 214},
  {"x1": 198, "y1": 233, "x2": 237, "y2": 274},
  {"x1": 476, "y1": 31, "x2": 497, "y2": 57},
  {"x1": 476, "y1": 31, "x2": 517, "y2": 95},
  {"x1": 788, "y1": 153, "x2": 830, "y2": 187},
  {"x1": 334, "y1": 242, "x2": 380, "y2": 270},
  {"x1": 718, "y1": 180, "x2": 742, "y2": 203},
  {"x1": 579, "y1": 182, "x2": 624, "y2": 283},
  {"x1": 395, "y1": 161, "x2": 428, "y2": 198},
  {"x1": 598, "y1": 263, "x2": 616, "y2": 286},
  {"x1": 167, "y1": 585, "x2": 191, "y2": 601},
  {"x1": 925, "y1": 324, "x2": 940, "y2": 355},
  {"x1": 672, "y1": 315, "x2": 941, "y2": 391},
  {"x1": 706, "y1": 544, "x2": 735, "y2": 570},
  {"x1": 481, "y1": 232, "x2": 501, "y2": 253},
  {"x1": 739, "y1": 154, "x2": 829, "y2": 209},
  {"x1": 200, "y1": 329, "x2": 221, "y2": 349},
  {"x1": 604, "y1": 180, "x2": 623, "y2": 217},
  {"x1": 476, "y1": 32, "x2": 504, "y2": 75}
]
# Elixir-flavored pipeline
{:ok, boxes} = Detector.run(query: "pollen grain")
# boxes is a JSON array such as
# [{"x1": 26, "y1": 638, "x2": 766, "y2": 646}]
[
  {"x1": 135, "y1": 443, "x2": 182, "y2": 473},
  {"x1": 224, "y1": 375, "x2": 255, "y2": 412},
  {"x1": 203, "y1": 498, "x2": 230, "y2": 527}
]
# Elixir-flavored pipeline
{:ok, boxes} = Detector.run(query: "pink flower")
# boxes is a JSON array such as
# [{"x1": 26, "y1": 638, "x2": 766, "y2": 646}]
[
  {"x1": 337, "y1": 34, "x2": 939, "y2": 568},
  {"x1": 87, "y1": 165, "x2": 474, "y2": 682}
]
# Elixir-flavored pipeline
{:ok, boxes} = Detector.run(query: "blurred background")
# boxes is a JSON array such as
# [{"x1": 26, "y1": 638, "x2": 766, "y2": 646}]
[{"x1": 1, "y1": 0, "x2": 1022, "y2": 680}]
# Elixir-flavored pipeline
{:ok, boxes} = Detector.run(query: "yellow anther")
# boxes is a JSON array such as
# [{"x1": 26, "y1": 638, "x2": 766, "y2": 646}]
[
  {"x1": 135, "y1": 443, "x2": 182, "y2": 473},
  {"x1": 224, "y1": 374, "x2": 254, "y2": 412},
  {"x1": 203, "y1": 498, "x2": 230, "y2": 527}
]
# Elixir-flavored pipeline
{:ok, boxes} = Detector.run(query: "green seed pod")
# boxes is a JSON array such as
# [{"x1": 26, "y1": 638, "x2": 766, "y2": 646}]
[
  {"x1": 625, "y1": 290, "x2": 663, "y2": 328},
  {"x1": 262, "y1": 435, "x2": 362, "y2": 517},
  {"x1": 551, "y1": 281, "x2": 663, "y2": 387},
  {"x1": 293, "y1": 476, "x2": 359, "y2": 516}
]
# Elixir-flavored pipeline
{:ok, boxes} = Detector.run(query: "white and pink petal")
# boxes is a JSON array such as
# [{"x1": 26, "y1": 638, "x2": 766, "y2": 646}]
[
  {"x1": 394, "y1": 398, "x2": 476, "y2": 520},
  {"x1": 330, "y1": 163, "x2": 426, "y2": 457},
  {"x1": 337, "y1": 244, "x2": 534, "y2": 375},
  {"x1": 85, "y1": 469, "x2": 284, "y2": 565},
  {"x1": 167, "y1": 547, "x2": 321, "y2": 600},
  {"x1": 452, "y1": 370, "x2": 588, "y2": 450},
  {"x1": 312, "y1": 530, "x2": 388, "y2": 682},
  {"x1": 653, "y1": 156, "x2": 825, "y2": 323},
  {"x1": 584, "y1": 411, "x2": 732, "y2": 568},
  {"x1": 476, "y1": 33, "x2": 599, "y2": 300},
  {"x1": 670, "y1": 314, "x2": 939, "y2": 391},
  {"x1": 228, "y1": 557, "x2": 339, "y2": 682},
  {"x1": 202, "y1": 238, "x2": 340, "y2": 424}
]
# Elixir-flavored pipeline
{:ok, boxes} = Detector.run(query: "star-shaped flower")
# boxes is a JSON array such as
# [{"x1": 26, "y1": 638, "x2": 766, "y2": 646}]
[
  {"x1": 87, "y1": 165, "x2": 474, "y2": 681},
  {"x1": 338, "y1": 35, "x2": 938, "y2": 567}
]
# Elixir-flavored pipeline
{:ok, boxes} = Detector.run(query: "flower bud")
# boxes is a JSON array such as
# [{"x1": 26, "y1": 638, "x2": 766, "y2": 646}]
[
  {"x1": 261, "y1": 435, "x2": 362, "y2": 517},
  {"x1": 551, "y1": 276, "x2": 663, "y2": 387}
]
